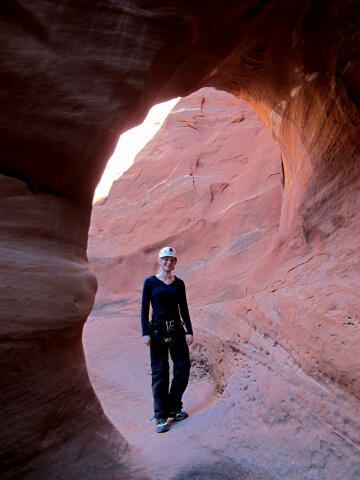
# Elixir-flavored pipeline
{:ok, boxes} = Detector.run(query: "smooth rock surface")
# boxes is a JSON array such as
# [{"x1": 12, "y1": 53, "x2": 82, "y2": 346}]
[
  {"x1": 86, "y1": 89, "x2": 360, "y2": 479},
  {"x1": 1, "y1": 1, "x2": 359, "y2": 478}
]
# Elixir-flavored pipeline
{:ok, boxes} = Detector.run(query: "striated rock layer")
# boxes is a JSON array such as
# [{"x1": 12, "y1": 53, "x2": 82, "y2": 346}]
[
  {"x1": 87, "y1": 89, "x2": 360, "y2": 479},
  {"x1": 0, "y1": 174, "x2": 141, "y2": 478},
  {"x1": 0, "y1": 1, "x2": 359, "y2": 479}
]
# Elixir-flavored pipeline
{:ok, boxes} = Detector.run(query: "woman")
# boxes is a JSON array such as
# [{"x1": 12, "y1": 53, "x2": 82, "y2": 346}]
[{"x1": 141, "y1": 246, "x2": 193, "y2": 433}]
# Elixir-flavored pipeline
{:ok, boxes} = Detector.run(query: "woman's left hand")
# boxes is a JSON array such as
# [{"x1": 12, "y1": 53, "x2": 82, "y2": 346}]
[{"x1": 185, "y1": 334, "x2": 193, "y2": 346}]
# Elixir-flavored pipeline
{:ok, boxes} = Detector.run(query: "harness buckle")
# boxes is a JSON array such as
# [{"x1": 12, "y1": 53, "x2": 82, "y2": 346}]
[{"x1": 166, "y1": 319, "x2": 175, "y2": 332}]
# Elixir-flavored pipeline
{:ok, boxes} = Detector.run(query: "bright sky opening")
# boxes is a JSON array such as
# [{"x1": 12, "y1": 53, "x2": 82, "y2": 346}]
[{"x1": 93, "y1": 97, "x2": 180, "y2": 204}]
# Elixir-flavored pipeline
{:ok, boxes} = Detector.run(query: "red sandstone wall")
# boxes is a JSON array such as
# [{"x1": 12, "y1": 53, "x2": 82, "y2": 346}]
[
  {"x1": 87, "y1": 89, "x2": 360, "y2": 479},
  {"x1": 1, "y1": 1, "x2": 359, "y2": 478}
]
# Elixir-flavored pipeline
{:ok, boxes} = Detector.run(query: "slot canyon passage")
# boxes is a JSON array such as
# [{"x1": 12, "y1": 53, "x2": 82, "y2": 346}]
[{"x1": 1, "y1": 1, "x2": 360, "y2": 479}]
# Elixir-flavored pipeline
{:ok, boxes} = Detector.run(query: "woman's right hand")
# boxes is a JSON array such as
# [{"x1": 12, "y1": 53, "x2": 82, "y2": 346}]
[{"x1": 142, "y1": 335, "x2": 151, "y2": 346}]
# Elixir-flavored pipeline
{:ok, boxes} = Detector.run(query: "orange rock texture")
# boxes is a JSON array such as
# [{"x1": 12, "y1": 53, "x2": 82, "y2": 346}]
[
  {"x1": 0, "y1": 1, "x2": 359, "y2": 479},
  {"x1": 86, "y1": 89, "x2": 360, "y2": 479}
]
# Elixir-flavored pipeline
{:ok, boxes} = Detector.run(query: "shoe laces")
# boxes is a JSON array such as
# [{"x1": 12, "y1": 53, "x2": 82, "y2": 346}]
[{"x1": 156, "y1": 418, "x2": 168, "y2": 426}]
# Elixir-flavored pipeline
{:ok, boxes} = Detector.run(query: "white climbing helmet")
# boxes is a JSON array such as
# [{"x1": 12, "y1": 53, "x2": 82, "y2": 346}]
[{"x1": 158, "y1": 246, "x2": 177, "y2": 259}]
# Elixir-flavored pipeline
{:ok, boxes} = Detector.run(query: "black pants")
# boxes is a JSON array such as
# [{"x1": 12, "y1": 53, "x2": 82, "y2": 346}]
[{"x1": 150, "y1": 333, "x2": 191, "y2": 419}]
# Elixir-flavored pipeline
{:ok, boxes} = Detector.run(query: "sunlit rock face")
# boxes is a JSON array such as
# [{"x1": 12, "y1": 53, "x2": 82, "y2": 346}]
[
  {"x1": 87, "y1": 89, "x2": 360, "y2": 479},
  {"x1": 89, "y1": 88, "x2": 283, "y2": 304},
  {"x1": 1, "y1": 0, "x2": 359, "y2": 479}
]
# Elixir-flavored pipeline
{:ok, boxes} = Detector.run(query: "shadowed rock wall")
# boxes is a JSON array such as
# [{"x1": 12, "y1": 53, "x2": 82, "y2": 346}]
[{"x1": 0, "y1": 1, "x2": 359, "y2": 479}]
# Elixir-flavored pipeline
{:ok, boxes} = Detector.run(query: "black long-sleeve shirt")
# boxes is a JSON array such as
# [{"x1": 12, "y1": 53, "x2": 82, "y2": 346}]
[{"x1": 141, "y1": 275, "x2": 193, "y2": 336}]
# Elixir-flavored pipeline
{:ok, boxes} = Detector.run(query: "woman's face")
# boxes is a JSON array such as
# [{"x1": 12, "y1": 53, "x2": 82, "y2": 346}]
[{"x1": 160, "y1": 256, "x2": 177, "y2": 272}]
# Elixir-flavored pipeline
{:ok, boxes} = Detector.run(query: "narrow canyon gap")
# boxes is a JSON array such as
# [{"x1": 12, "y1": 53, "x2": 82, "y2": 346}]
[
  {"x1": 85, "y1": 88, "x2": 285, "y2": 476},
  {"x1": 0, "y1": 1, "x2": 359, "y2": 479}
]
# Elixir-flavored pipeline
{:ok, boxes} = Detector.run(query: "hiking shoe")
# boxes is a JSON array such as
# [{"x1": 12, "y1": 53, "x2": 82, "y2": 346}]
[
  {"x1": 169, "y1": 410, "x2": 188, "y2": 421},
  {"x1": 155, "y1": 418, "x2": 169, "y2": 433}
]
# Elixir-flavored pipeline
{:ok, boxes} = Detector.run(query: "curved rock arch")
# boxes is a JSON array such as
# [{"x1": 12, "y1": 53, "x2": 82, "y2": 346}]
[{"x1": 1, "y1": 1, "x2": 359, "y2": 479}]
